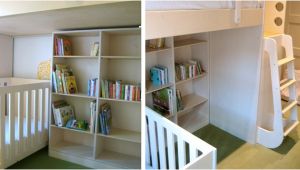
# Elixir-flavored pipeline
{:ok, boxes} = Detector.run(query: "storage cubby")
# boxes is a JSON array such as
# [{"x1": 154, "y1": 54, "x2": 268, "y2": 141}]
[
  {"x1": 50, "y1": 28, "x2": 141, "y2": 169},
  {"x1": 145, "y1": 33, "x2": 209, "y2": 132}
]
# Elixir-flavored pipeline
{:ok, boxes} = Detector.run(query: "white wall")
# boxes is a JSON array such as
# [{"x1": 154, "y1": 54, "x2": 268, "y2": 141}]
[
  {"x1": 0, "y1": 34, "x2": 13, "y2": 77},
  {"x1": 13, "y1": 35, "x2": 52, "y2": 79}
]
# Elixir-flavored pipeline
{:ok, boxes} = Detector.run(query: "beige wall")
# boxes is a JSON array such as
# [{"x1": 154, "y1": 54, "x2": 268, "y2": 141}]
[{"x1": 285, "y1": 1, "x2": 300, "y2": 69}]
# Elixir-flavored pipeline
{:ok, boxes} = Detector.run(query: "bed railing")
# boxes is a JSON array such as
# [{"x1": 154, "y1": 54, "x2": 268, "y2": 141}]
[
  {"x1": 0, "y1": 80, "x2": 50, "y2": 168},
  {"x1": 145, "y1": 107, "x2": 217, "y2": 169}
]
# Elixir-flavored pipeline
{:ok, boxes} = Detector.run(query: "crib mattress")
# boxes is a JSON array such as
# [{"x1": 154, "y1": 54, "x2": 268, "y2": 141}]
[
  {"x1": 146, "y1": 1, "x2": 262, "y2": 11},
  {"x1": 4, "y1": 117, "x2": 42, "y2": 144}
]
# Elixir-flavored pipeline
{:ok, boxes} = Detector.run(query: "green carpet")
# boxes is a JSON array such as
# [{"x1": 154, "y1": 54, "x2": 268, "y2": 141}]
[
  {"x1": 8, "y1": 147, "x2": 89, "y2": 169},
  {"x1": 193, "y1": 122, "x2": 300, "y2": 169}
]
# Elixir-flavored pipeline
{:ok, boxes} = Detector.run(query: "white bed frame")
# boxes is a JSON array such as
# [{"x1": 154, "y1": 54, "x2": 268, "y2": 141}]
[
  {"x1": 145, "y1": 107, "x2": 216, "y2": 169},
  {"x1": 0, "y1": 78, "x2": 50, "y2": 168},
  {"x1": 146, "y1": 3, "x2": 263, "y2": 39},
  {"x1": 145, "y1": 2, "x2": 264, "y2": 169}
]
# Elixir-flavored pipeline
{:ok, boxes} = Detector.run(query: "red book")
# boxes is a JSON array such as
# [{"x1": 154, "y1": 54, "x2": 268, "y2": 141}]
[
  {"x1": 137, "y1": 87, "x2": 140, "y2": 101},
  {"x1": 109, "y1": 82, "x2": 113, "y2": 98}
]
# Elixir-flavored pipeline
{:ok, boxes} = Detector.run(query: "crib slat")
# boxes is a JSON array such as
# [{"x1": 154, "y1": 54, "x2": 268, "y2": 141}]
[
  {"x1": 26, "y1": 91, "x2": 32, "y2": 148},
  {"x1": 177, "y1": 137, "x2": 186, "y2": 168},
  {"x1": 157, "y1": 123, "x2": 167, "y2": 169},
  {"x1": 145, "y1": 118, "x2": 150, "y2": 165},
  {"x1": 44, "y1": 88, "x2": 49, "y2": 130},
  {"x1": 148, "y1": 117, "x2": 158, "y2": 169},
  {"x1": 18, "y1": 92, "x2": 24, "y2": 155},
  {"x1": 33, "y1": 90, "x2": 39, "y2": 140},
  {"x1": 0, "y1": 95, "x2": 5, "y2": 162},
  {"x1": 167, "y1": 130, "x2": 176, "y2": 169},
  {"x1": 40, "y1": 89, "x2": 45, "y2": 142},
  {"x1": 9, "y1": 93, "x2": 15, "y2": 161},
  {"x1": 189, "y1": 144, "x2": 197, "y2": 161}
]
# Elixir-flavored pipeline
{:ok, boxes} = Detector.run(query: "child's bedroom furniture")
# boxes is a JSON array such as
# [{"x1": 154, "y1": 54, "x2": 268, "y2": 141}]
[
  {"x1": 49, "y1": 28, "x2": 141, "y2": 169},
  {"x1": 145, "y1": 1, "x2": 268, "y2": 169},
  {"x1": 257, "y1": 34, "x2": 298, "y2": 148},
  {"x1": 0, "y1": 78, "x2": 49, "y2": 168}
]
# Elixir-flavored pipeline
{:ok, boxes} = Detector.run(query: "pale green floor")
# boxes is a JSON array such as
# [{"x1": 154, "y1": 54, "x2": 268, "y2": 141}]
[{"x1": 194, "y1": 106, "x2": 300, "y2": 169}]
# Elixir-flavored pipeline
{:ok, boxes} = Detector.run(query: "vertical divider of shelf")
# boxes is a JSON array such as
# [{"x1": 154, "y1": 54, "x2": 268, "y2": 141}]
[
  {"x1": 49, "y1": 33, "x2": 55, "y2": 147},
  {"x1": 93, "y1": 31, "x2": 102, "y2": 159},
  {"x1": 208, "y1": 33, "x2": 211, "y2": 123},
  {"x1": 170, "y1": 37, "x2": 178, "y2": 124}
]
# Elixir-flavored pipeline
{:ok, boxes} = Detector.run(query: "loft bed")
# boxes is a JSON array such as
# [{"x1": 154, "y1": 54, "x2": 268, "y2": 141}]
[
  {"x1": 145, "y1": 1, "x2": 264, "y2": 169},
  {"x1": 146, "y1": 1, "x2": 263, "y2": 39}
]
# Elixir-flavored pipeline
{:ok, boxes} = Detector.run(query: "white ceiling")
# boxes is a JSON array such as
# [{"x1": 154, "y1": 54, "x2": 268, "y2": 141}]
[{"x1": 0, "y1": 1, "x2": 141, "y2": 36}]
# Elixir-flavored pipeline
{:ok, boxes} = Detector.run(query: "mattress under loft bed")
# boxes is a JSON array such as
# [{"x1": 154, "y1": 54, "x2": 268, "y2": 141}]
[{"x1": 146, "y1": 1, "x2": 263, "y2": 39}]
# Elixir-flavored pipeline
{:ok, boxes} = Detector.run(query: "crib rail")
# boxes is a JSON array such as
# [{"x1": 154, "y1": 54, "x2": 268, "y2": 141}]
[
  {"x1": 145, "y1": 107, "x2": 216, "y2": 169},
  {"x1": 0, "y1": 81, "x2": 50, "y2": 168}
]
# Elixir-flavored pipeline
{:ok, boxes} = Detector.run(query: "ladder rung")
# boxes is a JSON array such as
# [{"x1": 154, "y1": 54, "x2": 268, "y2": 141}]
[
  {"x1": 284, "y1": 121, "x2": 299, "y2": 136},
  {"x1": 282, "y1": 101, "x2": 298, "y2": 114},
  {"x1": 278, "y1": 57, "x2": 295, "y2": 66},
  {"x1": 280, "y1": 79, "x2": 296, "y2": 91}
]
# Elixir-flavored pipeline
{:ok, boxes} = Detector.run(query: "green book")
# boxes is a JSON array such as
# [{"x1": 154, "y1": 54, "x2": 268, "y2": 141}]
[
  {"x1": 101, "y1": 80, "x2": 105, "y2": 98},
  {"x1": 121, "y1": 84, "x2": 125, "y2": 100}
]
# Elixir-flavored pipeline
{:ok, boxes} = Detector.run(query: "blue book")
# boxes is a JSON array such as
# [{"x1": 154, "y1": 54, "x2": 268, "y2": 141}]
[{"x1": 150, "y1": 67, "x2": 161, "y2": 86}]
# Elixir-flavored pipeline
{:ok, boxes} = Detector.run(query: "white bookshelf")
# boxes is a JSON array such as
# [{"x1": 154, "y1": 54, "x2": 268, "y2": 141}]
[
  {"x1": 145, "y1": 33, "x2": 209, "y2": 132},
  {"x1": 49, "y1": 28, "x2": 141, "y2": 169}
]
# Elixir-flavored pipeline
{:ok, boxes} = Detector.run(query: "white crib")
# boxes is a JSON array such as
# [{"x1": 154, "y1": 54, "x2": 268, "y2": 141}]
[
  {"x1": 0, "y1": 78, "x2": 50, "y2": 168},
  {"x1": 145, "y1": 107, "x2": 217, "y2": 169}
]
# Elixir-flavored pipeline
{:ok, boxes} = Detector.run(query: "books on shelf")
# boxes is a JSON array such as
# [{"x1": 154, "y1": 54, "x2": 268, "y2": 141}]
[
  {"x1": 89, "y1": 100, "x2": 97, "y2": 133},
  {"x1": 176, "y1": 89, "x2": 184, "y2": 111},
  {"x1": 150, "y1": 65, "x2": 168, "y2": 86},
  {"x1": 152, "y1": 88, "x2": 174, "y2": 117},
  {"x1": 99, "y1": 103, "x2": 112, "y2": 135},
  {"x1": 90, "y1": 42, "x2": 100, "y2": 56},
  {"x1": 88, "y1": 78, "x2": 98, "y2": 97},
  {"x1": 52, "y1": 100, "x2": 75, "y2": 127},
  {"x1": 54, "y1": 36, "x2": 72, "y2": 56},
  {"x1": 66, "y1": 119, "x2": 89, "y2": 131},
  {"x1": 100, "y1": 79, "x2": 141, "y2": 101},
  {"x1": 175, "y1": 60, "x2": 205, "y2": 81},
  {"x1": 52, "y1": 64, "x2": 78, "y2": 94}
]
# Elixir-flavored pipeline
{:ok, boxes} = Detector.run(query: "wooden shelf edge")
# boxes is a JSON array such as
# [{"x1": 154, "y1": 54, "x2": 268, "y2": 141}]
[
  {"x1": 177, "y1": 94, "x2": 207, "y2": 116},
  {"x1": 51, "y1": 125, "x2": 93, "y2": 135},
  {"x1": 146, "y1": 82, "x2": 174, "y2": 94},
  {"x1": 99, "y1": 97, "x2": 141, "y2": 104},
  {"x1": 54, "y1": 55, "x2": 99, "y2": 59},
  {"x1": 176, "y1": 73, "x2": 207, "y2": 85},
  {"x1": 96, "y1": 128, "x2": 141, "y2": 143},
  {"x1": 52, "y1": 92, "x2": 97, "y2": 99}
]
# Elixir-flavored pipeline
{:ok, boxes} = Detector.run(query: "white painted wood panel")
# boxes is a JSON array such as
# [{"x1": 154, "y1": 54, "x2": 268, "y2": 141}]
[{"x1": 210, "y1": 26, "x2": 263, "y2": 143}]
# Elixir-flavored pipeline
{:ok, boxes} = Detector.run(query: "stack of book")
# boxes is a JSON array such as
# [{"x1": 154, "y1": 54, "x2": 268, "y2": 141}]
[
  {"x1": 52, "y1": 100, "x2": 75, "y2": 127},
  {"x1": 100, "y1": 80, "x2": 141, "y2": 101},
  {"x1": 89, "y1": 100, "x2": 97, "y2": 133},
  {"x1": 88, "y1": 78, "x2": 98, "y2": 96},
  {"x1": 176, "y1": 89, "x2": 184, "y2": 111},
  {"x1": 152, "y1": 88, "x2": 174, "y2": 117},
  {"x1": 54, "y1": 36, "x2": 72, "y2": 56},
  {"x1": 52, "y1": 64, "x2": 78, "y2": 94},
  {"x1": 175, "y1": 60, "x2": 205, "y2": 81},
  {"x1": 150, "y1": 65, "x2": 168, "y2": 86},
  {"x1": 99, "y1": 103, "x2": 112, "y2": 135}
]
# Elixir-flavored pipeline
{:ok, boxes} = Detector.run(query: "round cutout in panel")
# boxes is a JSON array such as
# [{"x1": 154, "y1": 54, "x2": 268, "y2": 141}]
[
  {"x1": 274, "y1": 17, "x2": 283, "y2": 26},
  {"x1": 275, "y1": 2, "x2": 284, "y2": 12}
]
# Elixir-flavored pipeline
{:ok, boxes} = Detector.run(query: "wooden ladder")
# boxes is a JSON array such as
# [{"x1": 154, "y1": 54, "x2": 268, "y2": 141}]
[{"x1": 257, "y1": 34, "x2": 299, "y2": 148}]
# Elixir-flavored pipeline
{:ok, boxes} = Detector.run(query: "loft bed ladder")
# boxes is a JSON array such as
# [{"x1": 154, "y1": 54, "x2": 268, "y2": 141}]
[{"x1": 257, "y1": 34, "x2": 299, "y2": 148}]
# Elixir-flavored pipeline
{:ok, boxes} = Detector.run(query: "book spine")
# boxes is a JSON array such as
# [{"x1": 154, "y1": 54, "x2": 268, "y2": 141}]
[
  {"x1": 109, "y1": 81, "x2": 113, "y2": 98},
  {"x1": 112, "y1": 83, "x2": 116, "y2": 99},
  {"x1": 168, "y1": 89, "x2": 173, "y2": 115},
  {"x1": 121, "y1": 84, "x2": 125, "y2": 100},
  {"x1": 52, "y1": 72, "x2": 58, "y2": 93},
  {"x1": 116, "y1": 80, "x2": 121, "y2": 99},
  {"x1": 125, "y1": 85, "x2": 129, "y2": 101}
]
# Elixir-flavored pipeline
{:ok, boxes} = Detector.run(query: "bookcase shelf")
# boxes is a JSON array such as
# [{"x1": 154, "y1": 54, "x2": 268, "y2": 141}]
[
  {"x1": 54, "y1": 55, "x2": 99, "y2": 59},
  {"x1": 146, "y1": 46, "x2": 171, "y2": 53},
  {"x1": 146, "y1": 81, "x2": 174, "y2": 94},
  {"x1": 177, "y1": 94, "x2": 207, "y2": 116},
  {"x1": 50, "y1": 141, "x2": 94, "y2": 159},
  {"x1": 146, "y1": 33, "x2": 209, "y2": 133},
  {"x1": 174, "y1": 39, "x2": 207, "y2": 48},
  {"x1": 97, "y1": 128, "x2": 140, "y2": 143},
  {"x1": 51, "y1": 125, "x2": 93, "y2": 135},
  {"x1": 99, "y1": 97, "x2": 140, "y2": 104},
  {"x1": 50, "y1": 28, "x2": 141, "y2": 169},
  {"x1": 96, "y1": 150, "x2": 140, "y2": 169},
  {"x1": 101, "y1": 55, "x2": 140, "y2": 60},
  {"x1": 53, "y1": 92, "x2": 97, "y2": 99},
  {"x1": 176, "y1": 73, "x2": 207, "y2": 85}
]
